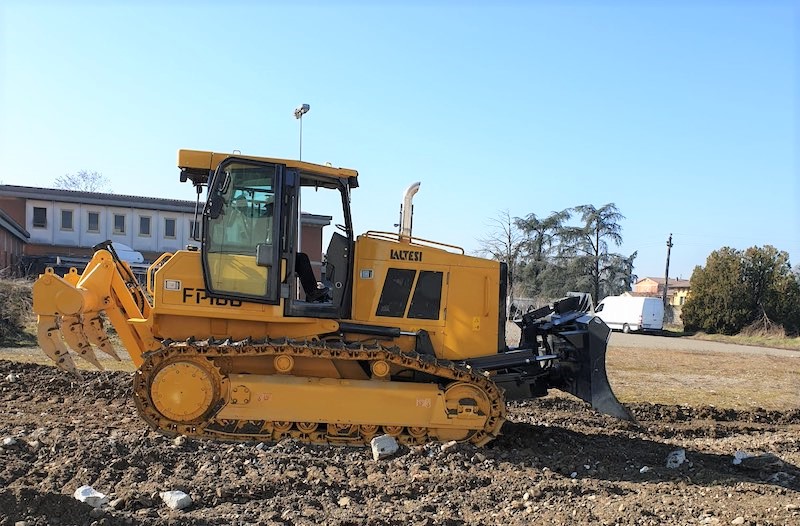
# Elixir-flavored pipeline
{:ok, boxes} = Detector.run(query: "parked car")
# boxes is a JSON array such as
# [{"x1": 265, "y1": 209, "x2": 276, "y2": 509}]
[{"x1": 595, "y1": 296, "x2": 664, "y2": 333}]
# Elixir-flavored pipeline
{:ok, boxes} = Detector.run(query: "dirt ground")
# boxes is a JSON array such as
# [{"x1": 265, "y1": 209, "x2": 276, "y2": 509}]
[{"x1": 1, "y1": 341, "x2": 799, "y2": 525}]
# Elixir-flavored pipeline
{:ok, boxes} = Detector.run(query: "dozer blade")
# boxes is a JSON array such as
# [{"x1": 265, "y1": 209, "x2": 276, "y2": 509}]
[
  {"x1": 559, "y1": 314, "x2": 634, "y2": 421},
  {"x1": 60, "y1": 315, "x2": 104, "y2": 370},
  {"x1": 509, "y1": 295, "x2": 634, "y2": 421},
  {"x1": 36, "y1": 315, "x2": 82, "y2": 378}
]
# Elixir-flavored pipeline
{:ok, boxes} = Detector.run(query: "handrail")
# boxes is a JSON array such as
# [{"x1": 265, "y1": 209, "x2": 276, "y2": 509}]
[
  {"x1": 147, "y1": 252, "x2": 173, "y2": 296},
  {"x1": 363, "y1": 231, "x2": 465, "y2": 255}
]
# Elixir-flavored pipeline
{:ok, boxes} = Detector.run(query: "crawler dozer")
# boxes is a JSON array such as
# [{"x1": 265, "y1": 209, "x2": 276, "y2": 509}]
[{"x1": 33, "y1": 150, "x2": 631, "y2": 446}]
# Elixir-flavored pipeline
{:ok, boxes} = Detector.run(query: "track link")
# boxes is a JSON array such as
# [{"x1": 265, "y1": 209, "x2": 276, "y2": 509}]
[{"x1": 133, "y1": 338, "x2": 506, "y2": 446}]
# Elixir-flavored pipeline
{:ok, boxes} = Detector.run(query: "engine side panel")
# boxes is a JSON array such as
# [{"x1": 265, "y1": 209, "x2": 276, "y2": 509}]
[{"x1": 351, "y1": 235, "x2": 502, "y2": 360}]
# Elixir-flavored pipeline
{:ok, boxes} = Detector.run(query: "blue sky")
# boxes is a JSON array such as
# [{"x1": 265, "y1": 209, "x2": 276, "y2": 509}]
[{"x1": 1, "y1": 1, "x2": 797, "y2": 280}]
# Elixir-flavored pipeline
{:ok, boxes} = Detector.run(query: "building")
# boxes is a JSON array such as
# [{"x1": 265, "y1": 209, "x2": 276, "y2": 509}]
[
  {"x1": 633, "y1": 277, "x2": 691, "y2": 306},
  {"x1": 0, "y1": 185, "x2": 330, "y2": 278},
  {"x1": 0, "y1": 207, "x2": 29, "y2": 273}
]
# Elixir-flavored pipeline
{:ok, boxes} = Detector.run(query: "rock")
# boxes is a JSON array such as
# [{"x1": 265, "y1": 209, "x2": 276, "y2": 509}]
[
  {"x1": 370, "y1": 434, "x2": 399, "y2": 461},
  {"x1": 14, "y1": 521, "x2": 27, "y2": 526},
  {"x1": 2, "y1": 437, "x2": 18, "y2": 446},
  {"x1": 172, "y1": 435, "x2": 187, "y2": 447},
  {"x1": 441, "y1": 440, "x2": 458, "y2": 452},
  {"x1": 731, "y1": 517, "x2": 745, "y2": 525},
  {"x1": 160, "y1": 490, "x2": 192, "y2": 510},
  {"x1": 5, "y1": 373, "x2": 20, "y2": 382},
  {"x1": 766, "y1": 472, "x2": 795, "y2": 485},
  {"x1": 666, "y1": 449, "x2": 687, "y2": 469},
  {"x1": 89, "y1": 507, "x2": 105, "y2": 519},
  {"x1": 338, "y1": 496, "x2": 351, "y2": 507},
  {"x1": 73, "y1": 485, "x2": 109, "y2": 508},
  {"x1": 640, "y1": 466, "x2": 651, "y2": 473},
  {"x1": 737, "y1": 453, "x2": 785, "y2": 471},
  {"x1": 732, "y1": 451, "x2": 752, "y2": 465},
  {"x1": 109, "y1": 498, "x2": 125, "y2": 510}
]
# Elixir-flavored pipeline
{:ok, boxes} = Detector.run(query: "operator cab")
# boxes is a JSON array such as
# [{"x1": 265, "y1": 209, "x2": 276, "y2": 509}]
[{"x1": 178, "y1": 150, "x2": 358, "y2": 319}]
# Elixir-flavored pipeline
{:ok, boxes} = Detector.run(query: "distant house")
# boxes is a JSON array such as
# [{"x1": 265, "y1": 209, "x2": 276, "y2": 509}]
[
  {"x1": 633, "y1": 277, "x2": 691, "y2": 306},
  {"x1": 0, "y1": 185, "x2": 330, "y2": 277}
]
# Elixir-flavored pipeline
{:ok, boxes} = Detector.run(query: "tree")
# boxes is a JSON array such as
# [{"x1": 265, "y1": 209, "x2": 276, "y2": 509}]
[
  {"x1": 682, "y1": 245, "x2": 800, "y2": 336},
  {"x1": 477, "y1": 203, "x2": 636, "y2": 308},
  {"x1": 477, "y1": 210, "x2": 524, "y2": 309},
  {"x1": 54, "y1": 170, "x2": 111, "y2": 192},
  {"x1": 741, "y1": 245, "x2": 800, "y2": 335},
  {"x1": 558, "y1": 203, "x2": 635, "y2": 303},
  {"x1": 515, "y1": 209, "x2": 571, "y2": 298}
]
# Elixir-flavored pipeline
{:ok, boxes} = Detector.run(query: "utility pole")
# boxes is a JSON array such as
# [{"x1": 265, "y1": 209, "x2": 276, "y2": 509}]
[{"x1": 662, "y1": 233, "x2": 673, "y2": 309}]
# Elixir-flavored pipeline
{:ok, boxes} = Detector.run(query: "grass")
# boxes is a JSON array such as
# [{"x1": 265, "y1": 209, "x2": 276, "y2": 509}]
[
  {"x1": 660, "y1": 324, "x2": 800, "y2": 352},
  {"x1": 606, "y1": 346, "x2": 800, "y2": 411},
  {"x1": 686, "y1": 332, "x2": 800, "y2": 352}
]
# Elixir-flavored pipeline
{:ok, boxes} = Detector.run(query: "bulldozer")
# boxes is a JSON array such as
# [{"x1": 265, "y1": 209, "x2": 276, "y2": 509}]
[{"x1": 32, "y1": 149, "x2": 631, "y2": 447}]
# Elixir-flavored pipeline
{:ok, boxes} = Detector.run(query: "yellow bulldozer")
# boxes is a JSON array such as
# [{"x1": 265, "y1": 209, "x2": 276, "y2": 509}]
[{"x1": 32, "y1": 149, "x2": 631, "y2": 446}]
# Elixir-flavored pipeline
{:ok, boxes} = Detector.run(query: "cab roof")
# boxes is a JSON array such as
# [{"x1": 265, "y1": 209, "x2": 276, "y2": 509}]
[{"x1": 178, "y1": 149, "x2": 359, "y2": 188}]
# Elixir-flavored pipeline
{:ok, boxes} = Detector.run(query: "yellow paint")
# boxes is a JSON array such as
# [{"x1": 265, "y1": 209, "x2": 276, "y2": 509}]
[
  {"x1": 351, "y1": 234, "x2": 501, "y2": 360},
  {"x1": 178, "y1": 149, "x2": 358, "y2": 182},
  {"x1": 217, "y1": 373, "x2": 487, "y2": 430}
]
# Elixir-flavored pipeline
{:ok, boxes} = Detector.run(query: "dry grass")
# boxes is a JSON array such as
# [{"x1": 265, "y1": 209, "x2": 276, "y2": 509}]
[
  {"x1": 0, "y1": 276, "x2": 36, "y2": 346},
  {"x1": 687, "y1": 332, "x2": 800, "y2": 352},
  {"x1": 606, "y1": 345, "x2": 800, "y2": 411},
  {"x1": 0, "y1": 345, "x2": 137, "y2": 372}
]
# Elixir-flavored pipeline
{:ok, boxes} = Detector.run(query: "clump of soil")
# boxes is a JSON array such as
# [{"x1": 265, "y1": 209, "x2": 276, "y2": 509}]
[{"x1": 1, "y1": 360, "x2": 798, "y2": 525}]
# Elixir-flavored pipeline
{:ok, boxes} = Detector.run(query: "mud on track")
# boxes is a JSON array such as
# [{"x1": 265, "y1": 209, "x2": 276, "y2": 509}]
[{"x1": 1, "y1": 360, "x2": 798, "y2": 526}]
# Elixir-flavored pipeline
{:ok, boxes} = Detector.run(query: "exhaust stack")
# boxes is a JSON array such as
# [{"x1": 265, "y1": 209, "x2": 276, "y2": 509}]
[{"x1": 399, "y1": 181, "x2": 421, "y2": 238}]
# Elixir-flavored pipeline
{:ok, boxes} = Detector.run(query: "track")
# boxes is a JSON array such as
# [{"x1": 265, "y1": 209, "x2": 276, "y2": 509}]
[{"x1": 133, "y1": 338, "x2": 506, "y2": 446}]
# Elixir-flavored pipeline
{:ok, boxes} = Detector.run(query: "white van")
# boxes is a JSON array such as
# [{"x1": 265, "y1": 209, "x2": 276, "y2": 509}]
[{"x1": 594, "y1": 296, "x2": 664, "y2": 333}]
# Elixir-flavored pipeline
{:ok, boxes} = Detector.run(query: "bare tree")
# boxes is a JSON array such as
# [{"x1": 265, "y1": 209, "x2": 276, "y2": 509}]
[
  {"x1": 54, "y1": 170, "x2": 111, "y2": 192},
  {"x1": 477, "y1": 209, "x2": 524, "y2": 312}
]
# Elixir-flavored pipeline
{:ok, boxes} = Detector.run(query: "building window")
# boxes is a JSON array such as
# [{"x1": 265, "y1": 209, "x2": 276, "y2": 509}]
[
  {"x1": 189, "y1": 220, "x2": 201, "y2": 239},
  {"x1": 139, "y1": 216, "x2": 151, "y2": 237},
  {"x1": 60, "y1": 209, "x2": 74, "y2": 231},
  {"x1": 32, "y1": 207, "x2": 47, "y2": 228},
  {"x1": 87, "y1": 212, "x2": 100, "y2": 233},
  {"x1": 164, "y1": 218, "x2": 176, "y2": 238},
  {"x1": 113, "y1": 214, "x2": 126, "y2": 234}
]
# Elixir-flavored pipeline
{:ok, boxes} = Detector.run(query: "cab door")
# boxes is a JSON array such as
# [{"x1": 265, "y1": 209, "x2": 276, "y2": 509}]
[{"x1": 202, "y1": 157, "x2": 283, "y2": 304}]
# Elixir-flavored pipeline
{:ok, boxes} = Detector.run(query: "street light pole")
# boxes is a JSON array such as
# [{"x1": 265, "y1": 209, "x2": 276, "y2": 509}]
[{"x1": 294, "y1": 104, "x2": 310, "y2": 160}]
